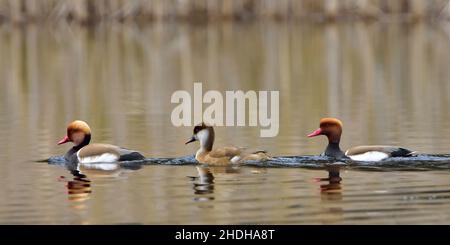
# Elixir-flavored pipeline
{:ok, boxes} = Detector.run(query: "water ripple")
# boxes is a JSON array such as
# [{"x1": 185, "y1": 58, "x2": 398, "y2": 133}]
[{"x1": 46, "y1": 154, "x2": 450, "y2": 171}]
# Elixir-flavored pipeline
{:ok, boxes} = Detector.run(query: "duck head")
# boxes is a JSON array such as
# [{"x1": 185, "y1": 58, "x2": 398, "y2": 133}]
[
  {"x1": 58, "y1": 120, "x2": 92, "y2": 147},
  {"x1": 307, "y1": 118, "x2": 343, "y2": 144},
  {"x1": 185, "y1": 123, "x2": 215, "y2": 151}
]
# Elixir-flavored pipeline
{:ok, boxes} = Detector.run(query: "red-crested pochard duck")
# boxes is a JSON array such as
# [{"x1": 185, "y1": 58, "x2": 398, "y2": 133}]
[
  {"x1": 185, "y1": 123, "x2": 271, "y2": 165},
  {"x1": 307, "y1": 118, "x2": 415, "y2": 161},
  {"x1": 58, "y1": 120, "x2": 145, "y2": 164}
]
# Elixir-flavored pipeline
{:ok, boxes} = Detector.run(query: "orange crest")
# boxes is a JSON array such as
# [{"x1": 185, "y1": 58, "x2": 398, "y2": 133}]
[{"x1": 319, "y1": 118, "x2": 343, "y2": 129}]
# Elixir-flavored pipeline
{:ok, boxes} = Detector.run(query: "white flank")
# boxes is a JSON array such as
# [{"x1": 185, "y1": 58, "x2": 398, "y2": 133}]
[
  {"x1": 230, "y1": 156, "x2": 241, "y2": 163},
  {"x1": 80, "y1": 163, "x2": 120, "y2": 171},
  {"x1": 77, "y1": 151, "x2": 119, "y2": 164},
  {"x1": 347, "y1": 151, "x2": 389, "y2": 162}
]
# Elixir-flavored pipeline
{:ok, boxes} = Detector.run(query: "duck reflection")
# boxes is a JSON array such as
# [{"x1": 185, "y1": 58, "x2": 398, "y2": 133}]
[
  {"x1": 65, "y1": 169, "x2": 92, "y2": 203},
  {"x1": 315, "y1": 162, "x2": 345, "y2": 224},
  {"x1": 193, "y1": 166, "x2": 215, "y2": 196},
  {"x1": 317, "y1": 162, "x2": 344, "y2": 199},
  {"x1": 191, "y1": 165, "x2": 241, "y2": 202},
  {"x1": 59, "y1": 161, "x2": 142, "y2": 206}
]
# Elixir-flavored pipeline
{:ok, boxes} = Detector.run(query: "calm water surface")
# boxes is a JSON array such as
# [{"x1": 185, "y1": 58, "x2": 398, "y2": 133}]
[{"x1": 0, "y1": 21, "x2": 450, "y2": 224}]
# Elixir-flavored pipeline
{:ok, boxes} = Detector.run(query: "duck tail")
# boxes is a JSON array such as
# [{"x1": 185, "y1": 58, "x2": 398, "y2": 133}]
[
  {"x1": 407, "y1": 151, "x2": 419, "y2": 156},
  {"x1": 390, "y1": 147, "x2": 417, "y2": 157}
]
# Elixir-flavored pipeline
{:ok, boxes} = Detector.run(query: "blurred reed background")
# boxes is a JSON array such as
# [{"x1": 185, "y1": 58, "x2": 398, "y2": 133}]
[
  {"x1": 0, "y1": 0, "x2": 449, "y2": 24},
  {"x1": 1, "y1": 21, "x2": 450, "y2": 159}
]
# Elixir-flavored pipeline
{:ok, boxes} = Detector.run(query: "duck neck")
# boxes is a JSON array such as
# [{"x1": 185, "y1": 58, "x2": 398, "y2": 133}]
[
  {"x1": 325, "y1": 142, "x2": 345, "y2": 158},
  {"x1": 75, "y1": 134, "x2": 91, "y2": 151},
  {"x1": 65, "y1": 134, "x2": 91, "y2": 162},
  {"x1": 198, "y1": 128, "x2": 214, "y2": 152}
]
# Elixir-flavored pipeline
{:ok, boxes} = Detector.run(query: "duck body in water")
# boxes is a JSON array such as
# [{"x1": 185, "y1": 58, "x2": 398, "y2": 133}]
[
  {"x1": 308, "y1": 118, "x2": 415, "y2": 161},
  {"x1": 185, "y1": 123, "x2": 271, "y2": 165},
  {"x1": 58, "y1": 120, "x2": 145, "y2": 164}
]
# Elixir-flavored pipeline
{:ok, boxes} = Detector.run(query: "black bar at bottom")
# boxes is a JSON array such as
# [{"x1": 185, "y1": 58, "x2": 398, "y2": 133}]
[{"x1": 0, "y1": 225, "x2": 448, "y2": 243}]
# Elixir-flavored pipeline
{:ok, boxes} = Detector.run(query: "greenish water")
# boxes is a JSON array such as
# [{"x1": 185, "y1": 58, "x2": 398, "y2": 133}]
[{"x1": 0, "y1": 22, "x2": 450, "y2": 224}]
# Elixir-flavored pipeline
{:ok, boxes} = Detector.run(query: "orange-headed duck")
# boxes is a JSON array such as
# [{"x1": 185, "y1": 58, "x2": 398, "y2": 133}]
[
  {"x1": 58, "y1": 120, "x2": 145, "y2": 164},
  {"x1": 308, "y1": 118, "x2": 414, "y2": 161}
]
